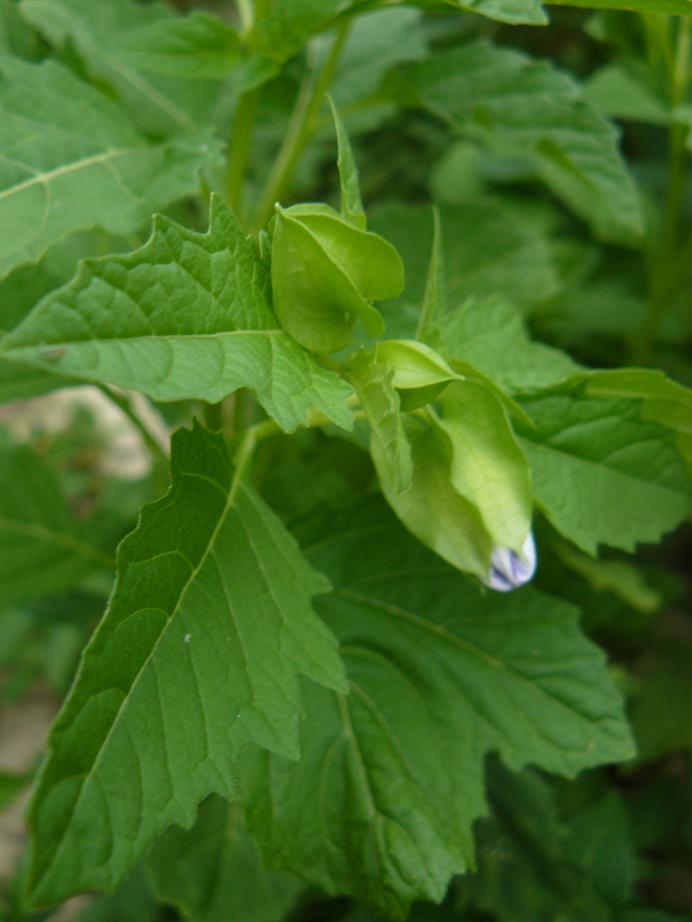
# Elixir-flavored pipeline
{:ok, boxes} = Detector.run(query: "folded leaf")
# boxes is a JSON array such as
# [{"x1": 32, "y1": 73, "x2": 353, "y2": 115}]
[
  {"x1": 26, "y1": 423, "x2": 346, "y2": 906},
  {"x1": 403, "y1": 41, "x2": 643, "y2": 241},
  {"x1": 242, "y1": 500, "x2": 634, "y2": 917},
  {"x1": 2, "y1": 196, "x2": 353, "y2": 432},
  {"x1": 271, "y1": 203, "x2": 403, "y2": 353},
  {"x1": 0, "y1": 432, "x2": 112, "y2": 605},
  {"x1": 0, "y1": 56, "x2": 219, "y2": 278}
]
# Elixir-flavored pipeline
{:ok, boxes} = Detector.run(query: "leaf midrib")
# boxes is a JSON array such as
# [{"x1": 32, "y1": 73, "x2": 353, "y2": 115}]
[{"x1": 31, "y1": 460, "x2": 243, "y2": 894}]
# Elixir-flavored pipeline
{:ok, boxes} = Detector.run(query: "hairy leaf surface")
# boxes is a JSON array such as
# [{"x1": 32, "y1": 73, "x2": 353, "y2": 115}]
[
  {"x1": 242, "y1": 501, "x2": 634, "y2": 916},
  {"x1": 27, "y1": 423, "x2": 346, "y2": 906},
  {"x1": 2, "y1": 196, "x2": 353, "y2": 432}
]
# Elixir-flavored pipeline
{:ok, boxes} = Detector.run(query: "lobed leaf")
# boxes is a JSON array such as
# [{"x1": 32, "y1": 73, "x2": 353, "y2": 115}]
[
  {"x1": 26, "y1": 423, "x2": 346, "y2": 906},
  {"x1": 242, "y1": 500, "x2": 635, "y2": 917},
  {"x1": 2, "y1": 196, "x2": 354, "y2": 432}
]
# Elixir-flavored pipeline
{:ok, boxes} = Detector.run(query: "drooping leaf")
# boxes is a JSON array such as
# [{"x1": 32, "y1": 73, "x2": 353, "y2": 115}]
[
  {"x1": 2, "y1": 196, "x2": 353, "y2": 432},
  {"x1": 402, "y1": 41, "x2": 643, "y2": 241},
  {"x1": 242, "y1": 500, "x2": 634, "y2": 917},
  {"x1": 0, "y1": 431, "x2": 113, "y2": 605},
  {"x1": 26, "y1": 423, "x2": 346, "y2": 906},
  {"x1": 436, "y1": 295, "x2": 581, "y2": 394},
  {"x1": 373, "y1": 412, "x2": 494, "y2": 579},
  {"x1": 0, "y1": 56, "x2": 220, "y2": 278},
  {"x1": 146, "y1": 796, "x2": 303, "y2": 922},
  {"x1": 18, "y1": 0, "x2": 230, "y2": 135},
  {"x1": 271, "y1": 203, "x2": 403, "y2": 353},
  {"x1": 346, "y1": 350, "x2": 412, "y2": 493},
  {"x1": 517, "y1": 391, "x2": 690, "y2": 555}
]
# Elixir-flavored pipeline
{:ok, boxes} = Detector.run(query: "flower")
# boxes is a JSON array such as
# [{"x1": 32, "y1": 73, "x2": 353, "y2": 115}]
[{"x1": 481, "y1": 532, "x2": 537, "y2": 592}]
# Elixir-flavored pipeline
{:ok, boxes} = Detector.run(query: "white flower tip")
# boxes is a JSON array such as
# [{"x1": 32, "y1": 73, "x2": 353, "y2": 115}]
[{"x1": 481, "y1": 532, "x2": 537, "y2": 592}]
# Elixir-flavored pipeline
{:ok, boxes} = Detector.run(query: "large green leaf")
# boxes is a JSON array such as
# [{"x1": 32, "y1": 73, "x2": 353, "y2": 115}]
[
  {"x1": 26, "y1": 423, "x2": 346, "y2": 906},
  {"x1": 1, "y1": 196, "x2": 353, "y2": 432},
  {"x1": 550, "y1": 0, "x2": 692, "y2": 14},
  {"x1": 241, "y1": 500, "x2": 634, "y2": 917},
  {"x1": 18, "y1": 0, "x2": 229, "y2": 135},
  {"x1": 517, "y1": 391, "x2": 690, "y2": 554},
  {"x1": 402, "y1": 41, "x2": 643, "y2": 241},
  {"x1": 0, "y1": 56, "x2": 219, "y2": 278},
  {"x1": 0, "y1": 432, "x2": 112, "y2": 605},
  {"x1": 146, "y1": 796, "x2": 303, "y2": 922}
]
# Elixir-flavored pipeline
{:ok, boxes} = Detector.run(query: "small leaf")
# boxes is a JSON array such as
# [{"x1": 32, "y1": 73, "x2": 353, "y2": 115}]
[
  {"x1": 242, "y1": 500, "x2": 634, "y2": 917},
  {"x1": 26, "y1": 423, "x2": 346, "y2": 906},
  {"x1": 417, "y1": 206, "x2": 446, "y2": 341},
  {"x1": 376, "y1": 339, "x2": 458, "y2": 411},
  {"x1": 271, "y1": 203, "x2": 403, "y2": 353},
  {"x1": 329, "y1": 97, "x2": 366, "y2": 230},
  {"x1": 2, "y1": 196, "x2": 353, "y2": 432},
  {"x1": 146, "y1": 796, "x2": 303, "y2": 922}
]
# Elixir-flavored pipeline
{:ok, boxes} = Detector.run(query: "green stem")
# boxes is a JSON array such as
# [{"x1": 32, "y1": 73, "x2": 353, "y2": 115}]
[
  {"x1": 202, "y1": 400, "x2": 225, "y2": 433},
  {"x1": 634, "y1": 17, "x2": 690, "y2": 364},
  {"x1": 97, "y1": 385, "x2": 168, "y2": 467},
  {"x1": 225, "y1": 86, "x2": 261, "y2": 222},
  {"x1": 252, "y1": 21, "x2": 351, "y2": 231}
]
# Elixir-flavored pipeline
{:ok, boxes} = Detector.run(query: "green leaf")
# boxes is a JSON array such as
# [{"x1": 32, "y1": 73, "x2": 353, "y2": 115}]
[
  {"x1": 0, "y1": 431, "x2": 113, "y2": 606},
  {"x1": 436, "y1": 295, "x2": 581, "y2": 394},
  {"x1": 18, "y1": 0, "x2": 229, "y2": 135},
  {"x1": 0, "y1": 768, "x2": 30, "y2": 809},
  {"x1": 375, "y1": 339, "x2": 458, "y2": 411},
  {"x1": 517, "y1": 391, "x2": 690, "y2": 554},
  {"x1": 373, "y1": 412, "x2": 493, "y2": 579},
  {"x1": 329, "y1": 97, "x2": 366, "y2": 230},
  {"x1": 247, "y1": 0, "x2": 360, "y2": 62},
  {"x1": 146, "y1": 796, "x2": 303, "y2": 922},
  {"x1": 0, "y1": 56, "x2": 219, "y2": 279},
  {"x1": 369, "y1": 200, "x2": 559, "y2": 322},
  {"x1": 26, "y1": 423, "x2": 346, "y2": 906},
  {"x1": 417, "y1": 206, "x2": 446, "y2": 341},
  {"x1": 551, "y1": 0, "x2": 692, "y2": 14},
  {"x1": 1, "y1": 196, "x2": 353, "y2": 433},
  {"x1": 346, "y1": 350, "x2": 413, "y2": 493},
  {"x1": 585, "y1": 64, "x2": 669, "y2": 125},
  {"x1": 114, "y1": 11, "x2": 243, "y2": 79},
  {"x1": 403, "y1": 41, "x2": 643, "y2": 241},
  {"x1": 434, "y1": 381, "x2": 532, "y2": 553},
  {"x1": 242, "y1": 500, "x2": 634, "y2": 917},
  {"x1": 448, "y1": 0, "x2": 548, "y2": 25},
  {"x1": 271, "y1": 203, "x2": 403, "y2": 354}
]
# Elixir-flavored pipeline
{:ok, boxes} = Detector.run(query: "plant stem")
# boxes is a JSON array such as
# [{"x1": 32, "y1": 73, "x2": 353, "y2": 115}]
[
  {"x1": 225, "y1": 86, "x2": 261, "y2": 222},
  {"x1": 253, "y1": 21, "x2": 351, "y2": 231},
  {"x1": 97, "y1": 385, "x2": 168, "y2": 466},
  {"x1": 203, "y1": 400, "x2": 225, "y2": 432},
  {"x1": 634, "y1": 17, "x2": 690, "y2": 364}
]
